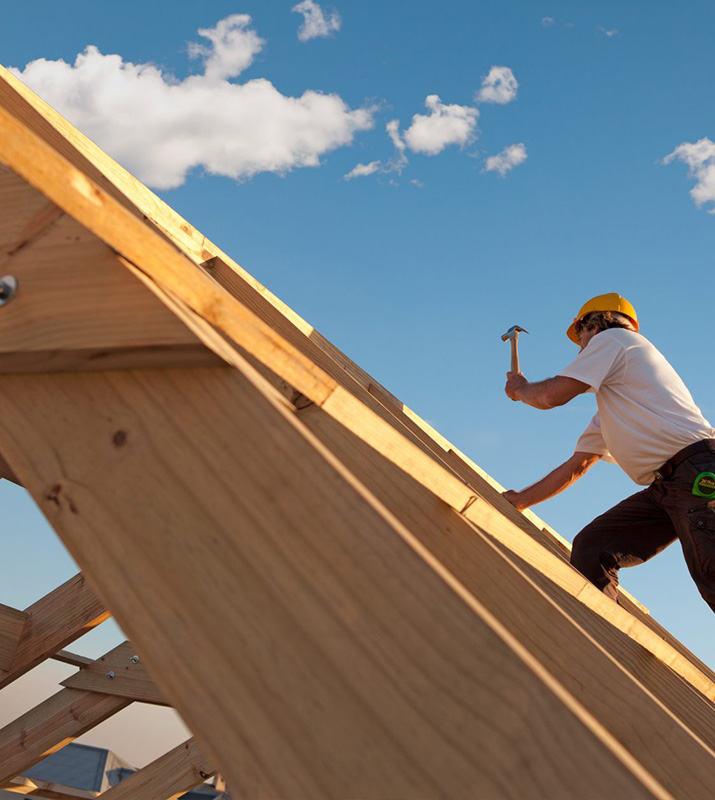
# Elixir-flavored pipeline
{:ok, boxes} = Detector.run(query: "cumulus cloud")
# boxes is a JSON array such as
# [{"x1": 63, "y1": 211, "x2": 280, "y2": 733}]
[
  {"x1": 484, "y1": 143, "x2": 527, "y2": 177},
  {"x1": 187, "y1": 14, "x2": 264, "y2": 80},
  {"x1": 476, "y1": 66, "x2": 518, "y2": 104},
  {"x1": 541, "y1": 17, "x2": 556, "y2": 28},
  {"x1": 598, "y1": 26, "x2": 619, "y2": 37},
  {"x1": 292, "y1": 1, "x2": 341, "y2": 41},
  {"x1": 10, "y1": 15, "x2": 373, "y2": 189},
  {"x1": 402, "y1": 95, "x2": 479, "y2": 155},
  {"x1": 663, "y1": 138, "x2": 715, "y2": 212}
]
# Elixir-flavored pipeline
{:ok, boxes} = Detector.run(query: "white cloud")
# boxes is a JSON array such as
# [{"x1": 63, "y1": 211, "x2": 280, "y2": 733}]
[
  {"x1": 598, "y1": 26, "x2": 619, "y2": 37},
  {"x1": 343, "y1": 119, "x2": 408, "y2": 180},
  {"x1": 476, "y1": 66, "x2": 518, "y2": 105},
  {"x1": 484, "y1": 143, "x2": 527, "y2": 177},
  {"x1": 343, "y1": 160, "x2": 382, "y2": 180},
  {"x1": 663, "y1": 138, "x2": 715, "y2": 212},
  {"x1": 187, "y1": 14, "x2": 264, "y2": 81},
  {"x1": 403, "y1": 95, "x2": 479, "y2": 155},
  {"x1": 292, "y1": 1, "x2": 341, "y2": 42},
  {"x1": 386, "y1": 118, "x2": 406, "y2": 154},
  {"x1": 541, "y1": 17, "x2": 556, "y2": 28},
  {"x1": 10, "y1": 15, "x2": 373, "y2": 189}
]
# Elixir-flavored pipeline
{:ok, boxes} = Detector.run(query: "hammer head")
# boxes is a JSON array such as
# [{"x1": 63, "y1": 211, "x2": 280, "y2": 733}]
[{"x1": 501, "y1": 325, "x2": 529, "y2": 342}]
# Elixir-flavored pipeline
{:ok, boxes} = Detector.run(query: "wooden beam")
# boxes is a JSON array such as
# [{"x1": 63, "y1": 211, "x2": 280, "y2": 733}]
[
  {"x1": 0, "y1": 366, "x2": 672, "y2": 799},
  {"x1": 0, "y1": 67, "x2": 668, "y2": 632},
  {"x1": 4, "y1": 775, "x2": 98, "y2": 799},
  {"x1": 0, "y1": 65, "x2": 662, "y2": 628},
  {"x1": 0, "y1": 166, "x2": 221, "y2": 373},
  {"x1": 51, "y1": 650, "x2": 94, "y2": 668},
  {"x1": 61, "y1": 641, "x2": 168, "y2": 705},
  {"x1": 0, "y1": 574, "x2": 109, "y2": 689},
  {"x1": 1, "y1": 65, "x2": 712, "y2": 796},
  {"x1": 0, "y1": 603, "x2": 26, "y2": 672},
  {"x1": 0, "y1": 687, "x2": 130, "y2": 784},
  {"x1": 99, "y1": 738, "x2": 214, "y2": 800},
  {"x1": 285, "y1": 400, "x2": 715, "y2": 791}
]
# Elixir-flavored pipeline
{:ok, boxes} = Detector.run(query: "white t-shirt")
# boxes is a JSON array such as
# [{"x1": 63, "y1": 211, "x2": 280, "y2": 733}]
[{"x1": 559, "y1": 329, "x2": 714, "y2": 485}]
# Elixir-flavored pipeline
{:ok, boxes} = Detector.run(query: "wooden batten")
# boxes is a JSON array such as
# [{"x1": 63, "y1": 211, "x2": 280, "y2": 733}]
[
  {"x1": 0, "y1": 165, "x2": 221, "y2": 373},
  {"x1": 0, "y1": 365, "x2": 672, "y2": 799},
  {"x1": 0, "y1": 574, "x2": 108, "y2": 689},
  {"x1": 61, "y1": 641, "x2": 167, "y2": 705},
  {"x1": 3, "y1": 63, "x2": 715, "y2": 800},
  {"x1": 99, "y1": 738, "x2": 214, "y2": 800},
  {"x1": 0, "y1": 604, "x2": 25, "y2": 673},
  {"x1": 0, "y1": 688, "x2": 130, "y2": 784},
  {"x1": 4, "y1": 775, "x2": 98, "y2": 799}
]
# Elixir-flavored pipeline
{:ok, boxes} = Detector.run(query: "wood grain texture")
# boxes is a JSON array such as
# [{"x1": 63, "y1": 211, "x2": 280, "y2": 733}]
[
  {"x1": 4, "y1": 776, "x2": 98, "y2": 799},
  {"x1": 2, "y1": 105, "x2": 686, "y2": 711},
  {"x1": 287, "y1": 400, "x2": 715, "y2": 798},
  {"x1": 0, "y1": 167, "x2": 220, "y2": 373},
  {"x1": 0, "y1": 688, "x2": 130, "y2": 784},
  {"x1": 0, "y1": 574, "x2": 109, "y2": 689},
  {"x1": 0, "y1": 66, "x2": 711, "y2": 798},
  {"x1": 99, "y1": 739, "x2": 213, "y2": 800},
  {"x1": 0, "y1": 67, "x2": 664, "y2": 632},
  {"x1": 0, "y1": 366, "x2": 669, "y2": 800},
  {"x1": 61, "y1": 641, "x2": 168, "y2": 705},
  {"x1": 0, "y1": 605, "x2": 25, "y2": 673},
  {"x1": 0, "y1": 66, "x2": 658, "y2": 624}
]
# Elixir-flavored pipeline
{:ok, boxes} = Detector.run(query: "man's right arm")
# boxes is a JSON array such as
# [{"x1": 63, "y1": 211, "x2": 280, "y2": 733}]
[{"x1": 503, "y1": 451, "x2": 600, "y2": 511}]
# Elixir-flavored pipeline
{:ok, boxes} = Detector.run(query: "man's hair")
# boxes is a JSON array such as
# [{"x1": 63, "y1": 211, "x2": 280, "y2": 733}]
[{"x1": 580, "y1": 310, "x2": 636, "y2": 334}]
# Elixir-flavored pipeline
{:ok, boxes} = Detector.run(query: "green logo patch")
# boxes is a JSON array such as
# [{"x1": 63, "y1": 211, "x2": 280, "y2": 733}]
[{"x1": 693, "y1": 472, "x2": 715, "y2": 498}]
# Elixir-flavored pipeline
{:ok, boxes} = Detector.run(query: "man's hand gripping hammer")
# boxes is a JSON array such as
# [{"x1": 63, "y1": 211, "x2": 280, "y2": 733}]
[{"x1": 501, "y1": 325, "x2": 529, "y2": 373}]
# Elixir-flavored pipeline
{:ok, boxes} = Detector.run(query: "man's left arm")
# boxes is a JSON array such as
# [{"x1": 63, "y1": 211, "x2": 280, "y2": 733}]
[{"x1": 505, "y1": 373, "x2": 590, "y2": 409}]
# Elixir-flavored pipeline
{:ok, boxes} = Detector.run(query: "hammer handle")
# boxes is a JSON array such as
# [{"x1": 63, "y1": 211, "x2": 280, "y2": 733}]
[{"x1": 510, "y1": 339, "x2": 520, "y2": 373}]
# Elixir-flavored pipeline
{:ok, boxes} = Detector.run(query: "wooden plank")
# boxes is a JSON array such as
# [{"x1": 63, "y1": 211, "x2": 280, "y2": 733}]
[
  {"x1": 99, "y1": 738, "x2": 214, "y2": 800},
  {"x1": 4, "y1": 776, "x2": 98, "y2": 799},
  {"x1": 51, "y1": 650, "x2": 94, "y2": 668},
  {"x1": 0, "y1": 448, "x2": 21, "y2": 484},
  {"x1": 2, "y1": 69, "x2": 712, "y2": 792},
  {"x1": 0, "y1": 106, "x2": 475, "y2": 507},
  {"x1": 286, "y1": 400, "x2": 715, "y2": 793},
  {"x1": 0, "y1": 167, "x2": 221, "y2": 373},
  {"x1": 61, "y1": 641, "x2": 168, "y2": 705},
  {"x1": 0, "y1": 367, "x2": 671, "y2": 799},
  {"x1": 0, "y1": 574, "x2": 109, "y2": 689},
  {"x1": 0, "y1": 101, "x2": 711, "y2": 710},
  {"x1": 0, "y1": 604, "x2": 26, "y2": 672},
  {"x1": 0, "y1": 101, "x2": 712, "y2": 735},
  {"x1": 0, "y1": 67, "x2": 664, "y2": 624},
  {"x1": 0, "y1": 67, "x2": 663, "y2": 626},
  {"x1": 0, "y1": 688, "x2": 130, "y2": 784}
]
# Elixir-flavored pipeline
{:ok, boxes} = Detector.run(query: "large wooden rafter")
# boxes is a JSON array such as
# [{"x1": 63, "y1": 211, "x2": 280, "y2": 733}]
[{"x1": 0, "y1": 65, "x2": 714, "y2": 800}]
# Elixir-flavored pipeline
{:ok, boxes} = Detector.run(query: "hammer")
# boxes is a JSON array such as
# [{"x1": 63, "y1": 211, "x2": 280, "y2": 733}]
[{"x1": 501, "y1": 325, "x2": 529, "y2": 373}]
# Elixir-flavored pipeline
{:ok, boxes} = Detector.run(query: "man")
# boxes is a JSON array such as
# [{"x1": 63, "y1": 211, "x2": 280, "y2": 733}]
[{"x1": 503, "y1": 293, "x2": 715, "y2": 612}]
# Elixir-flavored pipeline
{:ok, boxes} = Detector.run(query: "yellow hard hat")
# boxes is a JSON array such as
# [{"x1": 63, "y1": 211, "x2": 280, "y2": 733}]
[{"x1": 566, "y1": 293, "x2": 639, "y2": 344}]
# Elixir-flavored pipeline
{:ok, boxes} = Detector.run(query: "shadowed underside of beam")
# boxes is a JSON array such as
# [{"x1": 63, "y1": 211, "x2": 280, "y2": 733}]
[{"x1": 0, "y1": 64, "x2": 713, "y2": 800}]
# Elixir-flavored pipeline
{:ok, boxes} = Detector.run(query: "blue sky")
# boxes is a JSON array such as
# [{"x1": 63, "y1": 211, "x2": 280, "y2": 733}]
[{"x1": 1, "y1": 0, "x2": 715, "y2": 766}]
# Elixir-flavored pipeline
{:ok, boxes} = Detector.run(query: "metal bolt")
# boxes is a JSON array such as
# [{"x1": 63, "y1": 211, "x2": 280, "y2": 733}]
[
  {"x1": 106, "y1": 670, "x2": 116, "y2": 680},
  {"x1": 0, "y1": 276, "x2": 18, "y2": 306},
  {"x1": 130, "y1": 655, "x2": 140, "y2": 664}
]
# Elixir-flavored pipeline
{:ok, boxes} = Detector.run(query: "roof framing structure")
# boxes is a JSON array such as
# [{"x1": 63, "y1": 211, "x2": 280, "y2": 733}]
[{"x1": 1, "y1": 65, "x2": 715, "y2": 798}]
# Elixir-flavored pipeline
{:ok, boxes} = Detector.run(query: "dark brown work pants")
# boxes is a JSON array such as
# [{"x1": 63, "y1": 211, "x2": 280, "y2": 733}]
[{"x1": 570, "y1": 443, "x2": 715, "y2": 613}]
